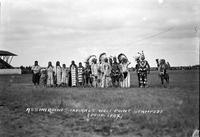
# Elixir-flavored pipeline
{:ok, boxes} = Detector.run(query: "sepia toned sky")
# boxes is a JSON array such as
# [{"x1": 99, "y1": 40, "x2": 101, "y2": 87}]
[{"x1": 0, "y1": 0, "x2": 199, "y2": 67}]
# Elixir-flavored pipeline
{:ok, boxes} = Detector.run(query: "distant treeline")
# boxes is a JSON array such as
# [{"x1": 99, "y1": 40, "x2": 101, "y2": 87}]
[{"x1": 17, "y1": 65, "x2": 200, "y2": 74}]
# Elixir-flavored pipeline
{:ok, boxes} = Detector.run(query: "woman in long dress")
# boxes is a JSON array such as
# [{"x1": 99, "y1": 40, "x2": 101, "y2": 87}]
[
  {"x1": 55, "y1": 61, "x2": 62, "y2": 87},
  {"x1": 46, "y1": 61, "x2": 54, "y2": 87},
  {"x1": 69, "y1": 60, "x2": 78, "y2": 87},
  {"x1": 61, "y1": 64, "x2": 68, "y2": 86}
]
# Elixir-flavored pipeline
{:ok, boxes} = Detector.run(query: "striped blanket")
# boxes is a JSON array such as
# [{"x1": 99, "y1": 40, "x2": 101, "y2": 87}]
[
  {"x1": 71, "y1": 65, "x2": 77, "y2": 86},
  {"x1": 78, "y1": 67, "x2": 84, "y2": 83}
]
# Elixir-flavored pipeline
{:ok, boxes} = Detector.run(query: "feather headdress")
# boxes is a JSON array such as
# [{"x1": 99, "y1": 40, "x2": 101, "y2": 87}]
[
  {"x1": 138, "y1": 51, "x2": 145, "y2": 60},
  {"x1": 99, "y1": 52, "x2": 107, "y2": 63},
  {"x1": 133, "y1": 56, "x2": 140, "y2": 62},
  {"x1": 85, "y1": 55, "x2": 96, "y2": 65},
  {"x1": 118, "y1": 53, "x2": 128, "y2": 63}
]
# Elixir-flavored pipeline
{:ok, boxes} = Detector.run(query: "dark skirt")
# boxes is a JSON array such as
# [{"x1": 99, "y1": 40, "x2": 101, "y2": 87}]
[
  {"x1": 32, "y1": 73, "x2": 40, "y2": 85},
  {"x1": 68, "y1": 71, "x2": 72, "y2": 87}
]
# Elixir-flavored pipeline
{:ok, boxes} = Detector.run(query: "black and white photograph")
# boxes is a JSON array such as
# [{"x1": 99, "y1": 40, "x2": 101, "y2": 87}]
[{"x1": 0, "y1": 0, "x2": 199, "y2": 137}]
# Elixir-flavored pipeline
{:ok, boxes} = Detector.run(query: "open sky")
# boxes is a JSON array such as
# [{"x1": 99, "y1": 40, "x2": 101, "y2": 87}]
[{"x1": 0, "y1": 0, "x2": 199, "y2": 67}]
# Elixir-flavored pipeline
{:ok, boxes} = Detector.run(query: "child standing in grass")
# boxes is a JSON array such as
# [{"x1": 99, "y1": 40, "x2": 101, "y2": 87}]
[{"x1": 40, "y1": 69, "x2": 47, "y2": 87}]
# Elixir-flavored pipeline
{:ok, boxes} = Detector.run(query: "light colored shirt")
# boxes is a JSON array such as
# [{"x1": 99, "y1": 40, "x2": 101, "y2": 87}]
[
  {"x1": 91, "y1": 63, "x2": 98, "y2": 76},
  {"x1": 47, "y1": 66, "x2": 54, "y2": 74},
  {"x1": 103, "y1": 63, "x2": 111, "y2": 76},
  {"x1": 31, "y1": 65, "x2": 41, "y2": 74},
  {"x1": 55, "y1": 66, "x2": 62, "y2": 76}
]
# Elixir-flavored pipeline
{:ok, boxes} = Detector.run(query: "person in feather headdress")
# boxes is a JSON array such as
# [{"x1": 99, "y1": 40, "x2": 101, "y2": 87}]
[
  {"x1": 156, "y1": 59, "x2": 170, "y2": 85},
  {"x1": 110, "y1": 57, "x2": 121, "y2": 87},
  {"x1": 109, "y1": 56, "x2": 113, "y2": 67},
  {"x1": 91, "y1": 58, "x2": 99, "y2": 87},
  {"x1": 84, "y1": 61, "x2": 92, "y2": 87},
  {"x1": 99, "y1": 53, "x2": 107, "y2": 88},
  {"x1": 134, "y1": 56, "x2": 141, "y2": 87},
  {"x1": 118, "y1": 53, "x2": 131, "y2": 88},
  {"x1": 138, "y1": 52, "x2": 150, "y2": 88},
  {"x1": 101, "y1": 57, "x2": 111, "y2": 88},
  {"x1": 84, "y1": 55, "x2": 96, "y2": 87}
]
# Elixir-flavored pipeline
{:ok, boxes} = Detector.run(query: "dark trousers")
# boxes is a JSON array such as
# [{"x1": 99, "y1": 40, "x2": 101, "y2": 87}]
[
  {"x1": 137, "y1": 73, "x2": 140, "y2": 87},
  {"x1": 78, "y1": 82, "x2": 84, "y2": 87},
  {"x1": 32, "y1": 73, "x2": 40, "y2": 85},
  {"x1": 139, "y1": 72, "x2": 147, "y2": 87},
  {"x1": 160, "y1": 73, "x2": 169, "y2": 84},
  {"x1": 85, "y1": 76, "x2": 91, "y2": 86},
  {"x1": 111, "y1": 75, "x2": 119, "y2": 87}
]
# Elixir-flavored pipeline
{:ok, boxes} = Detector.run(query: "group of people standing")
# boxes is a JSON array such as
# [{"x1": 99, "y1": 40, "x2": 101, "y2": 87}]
[
  {"x1": 31, "y1": 52, "x2": 131, "y2": 88},
  {"x1": 32, "y1": 61, "x2": 82, "y2": 87},
  {"x1": 85, "y1": 53, "x2": 131, "y2": 88},
  {"x1": 31, "y1": 51, "x2": 170, "y2": 88}
]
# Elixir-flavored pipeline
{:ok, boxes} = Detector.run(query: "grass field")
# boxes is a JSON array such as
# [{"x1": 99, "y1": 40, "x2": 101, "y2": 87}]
[{"x1": 0, "y1": 70, "x2": 199, "y2": 137}]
